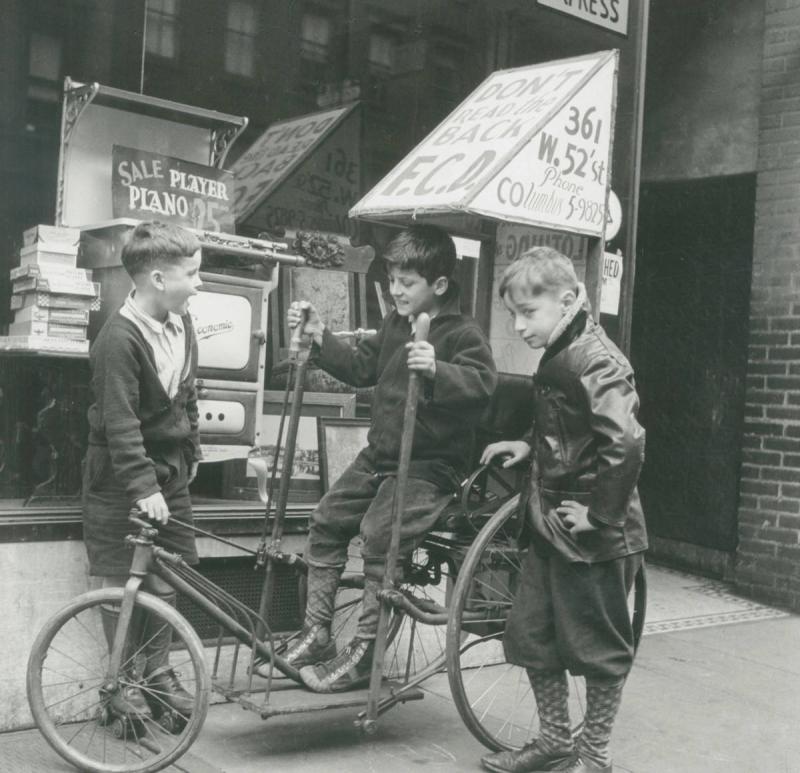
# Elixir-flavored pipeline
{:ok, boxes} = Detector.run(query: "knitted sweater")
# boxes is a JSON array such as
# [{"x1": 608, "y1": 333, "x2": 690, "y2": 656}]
[
  {"x1": 87, "y1": 310, "x2": 201, "y2": 504},
  {"x1": 312, "y1": 294, "x2": 497, "y2": 490}
]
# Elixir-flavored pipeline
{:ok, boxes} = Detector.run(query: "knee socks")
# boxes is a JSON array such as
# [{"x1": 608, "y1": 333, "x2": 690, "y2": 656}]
[
  {"x1": 578, "y1": 676, "x2": 626, "y2": 768},
  {"x1": 527, "y1": 669, "x2": 575, "y2": 755},
  {"x1": 355, "y1": 578, "x2": 382, "y2": 640},
  {"x1": 303, "y1": 565, "x2": 343, "y2": 628}
]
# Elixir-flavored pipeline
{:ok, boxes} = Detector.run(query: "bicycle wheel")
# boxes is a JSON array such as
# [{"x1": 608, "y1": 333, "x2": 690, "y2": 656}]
[
  {"x1": 27, "y1": 587, "x2": 209, "y2": 773},
  {"x1": 446, "y1": 497, "x2": 647, "y2": 752}
]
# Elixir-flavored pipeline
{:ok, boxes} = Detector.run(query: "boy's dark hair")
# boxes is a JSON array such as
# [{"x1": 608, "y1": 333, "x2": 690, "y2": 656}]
[
  {"x1": 499, "y1": 246, "x2": 578, "y2": 300},
  {"x1": 121, "y1": 221, "x2": 201, "y2": 278},
  {"x1": 383, "y1": 224, "x2": 457, "y2": 283}
]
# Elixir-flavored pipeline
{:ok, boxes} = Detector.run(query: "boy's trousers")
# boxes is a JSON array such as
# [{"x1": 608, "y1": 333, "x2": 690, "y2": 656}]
[
  {"x1": 306, "y1": 448, "x2": 452, "y2": 582},
  {"x1": 504, "y1": 544, "x2": 643, "y2": 679}
]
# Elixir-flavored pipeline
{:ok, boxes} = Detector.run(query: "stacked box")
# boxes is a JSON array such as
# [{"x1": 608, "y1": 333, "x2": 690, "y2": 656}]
[{"x1": 1, "y1": 225, "x2": 100, "y2": 355}]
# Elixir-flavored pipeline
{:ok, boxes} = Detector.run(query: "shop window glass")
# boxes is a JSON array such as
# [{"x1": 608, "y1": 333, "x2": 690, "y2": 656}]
[
  {"x1": 300, "y1": 13, "x2": 331, "y2": 63},
  {"x1": 225, "y1": 1, "x2": 257, "y2": 77},
  {"x1": 146, "y1": 0, "x2": 180, "y2": 60}
]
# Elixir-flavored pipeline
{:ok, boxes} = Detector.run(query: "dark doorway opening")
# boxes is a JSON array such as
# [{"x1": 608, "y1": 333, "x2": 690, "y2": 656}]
[{"x1": 632, "y1": 174, "x2": 755, "y2": 551}]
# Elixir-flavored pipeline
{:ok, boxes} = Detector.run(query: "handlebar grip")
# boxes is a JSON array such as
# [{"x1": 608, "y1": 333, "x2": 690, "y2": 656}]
[
  {"x1": 128, "y1": 509, "x2": 155, "y2": 530},
  {"x1": 414, "y1": 312, "x2": 431, "y2": 343},
  {"x1": 289, "y1": 305, "x2": 310, "y2": 354}
]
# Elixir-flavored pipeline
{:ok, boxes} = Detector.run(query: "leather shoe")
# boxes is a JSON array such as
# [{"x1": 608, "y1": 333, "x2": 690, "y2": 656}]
[{"x1": 481, "y1": 742, "x2": 573, "y2": 772}]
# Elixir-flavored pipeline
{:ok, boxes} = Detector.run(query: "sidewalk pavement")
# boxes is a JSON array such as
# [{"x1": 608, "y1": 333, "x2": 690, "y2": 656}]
[{"x1": 4, "y1": 563, "x2": 799, "y2": 773}]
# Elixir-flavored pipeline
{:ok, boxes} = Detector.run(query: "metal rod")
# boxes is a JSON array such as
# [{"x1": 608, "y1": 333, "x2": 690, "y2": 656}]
[
  {"x1": 200, "y1": 240, "x2": 306, "y2": 267},
  {"x1": 364, "y1": 313, "x2": 431, "y2": 730}
]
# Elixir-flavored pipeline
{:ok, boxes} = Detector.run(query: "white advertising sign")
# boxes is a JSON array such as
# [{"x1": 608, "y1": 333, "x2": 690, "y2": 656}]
[
  {"x1": 350, "y1": 50, "x2": 617, "y2": 238},
  {"x1": 232, "y1": 105, "x2": 353, "y2": 221},
  {"x1": 600, "y1": 251, "x2": 623, "y2": 315},
  {"x1": 351, "y1": 54, "x2": 604, "y2": 216},
  {"x1": 537, "y1": 0, "x2": 629, "y2": 36},
  {"x1": 470, "y1": 55, "x2": 616, "y2": 236}
]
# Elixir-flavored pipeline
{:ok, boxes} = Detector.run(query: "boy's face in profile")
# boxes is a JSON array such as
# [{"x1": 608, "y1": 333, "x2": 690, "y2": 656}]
[
  {"x1": 388, "y1": 266, "x2": 447, "y2": 318},
  {"x1": 155, "y1": 249, "x2": 203, "y2": 315},
  {"x1": 503, "y1": 282, "x2": 574, "y2": 349}
]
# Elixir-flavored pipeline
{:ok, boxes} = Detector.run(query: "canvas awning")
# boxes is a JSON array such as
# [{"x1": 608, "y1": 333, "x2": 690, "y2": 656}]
[{"x1": 349, "y1": 50, "x2": 618, "y2": 239}]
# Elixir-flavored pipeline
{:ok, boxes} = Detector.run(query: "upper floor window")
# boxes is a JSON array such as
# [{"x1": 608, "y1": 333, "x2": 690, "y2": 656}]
[
  {"x1": 146, "y1": 0, "x2": 180, "y2": 60},
  {"x1": 225, "y1": 1, "x2": 257, "y2": 77},
  {"x1": 368, "y1": 31, "x2": 396, "y2": 75},
  {"x1": 29, "y1": 32, "x2": 63, "y2": 83},
  {"x1": 300, "y1": 12, "x2": 332, "y2": 63}
]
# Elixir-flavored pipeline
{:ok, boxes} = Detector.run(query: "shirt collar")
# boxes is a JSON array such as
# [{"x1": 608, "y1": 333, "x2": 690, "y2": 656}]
[{"x1": 125, "y1": 291, "x2": 184, "y2": 335}]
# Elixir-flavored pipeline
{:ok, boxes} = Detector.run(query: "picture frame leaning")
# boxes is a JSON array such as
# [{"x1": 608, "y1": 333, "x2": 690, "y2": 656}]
[
  {"x1": 223, "y1": 391, "x2": 357, "y2": 504},
  {"x1": 317, "y1": 417, "x2": 371, "y2": 495}
]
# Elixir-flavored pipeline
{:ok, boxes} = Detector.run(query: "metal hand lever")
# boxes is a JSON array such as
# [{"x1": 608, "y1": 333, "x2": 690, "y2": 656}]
[
  {"x1": 289, "y1": 305, "x2": 310, "y2": 358},
  {"x1": 363, "y1": 312, "x2": 430, "y2": 733}
]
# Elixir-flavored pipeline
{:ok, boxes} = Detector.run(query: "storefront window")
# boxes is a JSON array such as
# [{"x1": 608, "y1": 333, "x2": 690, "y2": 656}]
[
  {"x1": 224, "y1": 1, "x2": 257, "y2": 78},
  {"x1": 146, "y1": 0, "x2": 180, "y2": 60}
]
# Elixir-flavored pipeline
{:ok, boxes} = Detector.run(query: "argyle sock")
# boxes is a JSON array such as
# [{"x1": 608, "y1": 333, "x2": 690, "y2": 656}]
[
  {"x1": 527, "y1": 669, "x2": 574, "y2": 755},
  {"x1": 304, "y1": 565, "x2": 343, "y2": 628},
  {"x1": 578, "y1": 676, "x2": 625, "y2": 768},
  {"x1": 354, "y1": 578, "x2": 382, "y2": 640}
]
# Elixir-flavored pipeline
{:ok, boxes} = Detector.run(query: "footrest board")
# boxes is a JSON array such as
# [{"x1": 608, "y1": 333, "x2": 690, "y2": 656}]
[{"x1": 216, "y1": 679, "x2": 424, "y2": 719}]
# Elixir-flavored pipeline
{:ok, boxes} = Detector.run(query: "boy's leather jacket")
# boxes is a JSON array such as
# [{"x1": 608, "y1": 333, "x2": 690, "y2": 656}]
[{"x1": 527, "y1": 310, "x2": 648, "y2": 563}]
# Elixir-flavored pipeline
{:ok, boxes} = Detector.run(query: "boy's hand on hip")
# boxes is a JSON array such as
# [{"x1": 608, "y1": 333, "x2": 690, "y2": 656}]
[
  {"x1": 137, "y1": 492, "x2": 170, "y2": 524},
  {"x1": 406, "y1": 341, "x2": 436, "y2": 378},
  {"x1": 556, "y1": 501, "x2": 596, "y2": 536},
  {"x1": 188, "y1": 461, "x2": 199, "y2": 484}
]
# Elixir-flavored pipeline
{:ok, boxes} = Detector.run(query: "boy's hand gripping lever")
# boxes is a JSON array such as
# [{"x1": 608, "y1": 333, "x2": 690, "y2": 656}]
[
  {"x1": 362, "y1": 312, "x2": 431, "y2": 733},
  {"x1": 289, "y1": 304, "x2": 310, "y2": 361}
]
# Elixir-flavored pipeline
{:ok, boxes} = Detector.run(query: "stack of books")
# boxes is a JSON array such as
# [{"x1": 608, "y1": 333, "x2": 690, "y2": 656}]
[{"x1": 1, "y1": 225, "x2": 101, "y2": 355}]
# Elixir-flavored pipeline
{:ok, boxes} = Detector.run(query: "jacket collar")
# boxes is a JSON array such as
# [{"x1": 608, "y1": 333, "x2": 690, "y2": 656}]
[{"x1": 539, "y1": 283, "x2": 590, "y2": 367}]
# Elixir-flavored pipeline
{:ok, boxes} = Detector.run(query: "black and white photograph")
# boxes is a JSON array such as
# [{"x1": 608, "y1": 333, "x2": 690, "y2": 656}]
[{"x1": 1, "y1": 2, "x2": 798, "y2": 772}]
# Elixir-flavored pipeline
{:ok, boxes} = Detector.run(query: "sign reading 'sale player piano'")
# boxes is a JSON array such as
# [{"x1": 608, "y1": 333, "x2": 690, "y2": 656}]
[{"x1": 112, "y1": 145, "x2": 235, "y2": 232}]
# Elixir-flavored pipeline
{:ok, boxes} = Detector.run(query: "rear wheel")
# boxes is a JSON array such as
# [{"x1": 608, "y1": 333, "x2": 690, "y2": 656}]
[
  {"x1": 446, "y1": 497, "x2": 647, "y2": 752},
  {"x1": 27, "y1": 587, "x2": 209, "y2": 773}
]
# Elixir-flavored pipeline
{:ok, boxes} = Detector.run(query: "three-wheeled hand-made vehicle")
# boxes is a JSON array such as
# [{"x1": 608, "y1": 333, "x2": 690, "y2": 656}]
[{"x1": 25, "y1": 49, "x2": 646, "y2": 773}]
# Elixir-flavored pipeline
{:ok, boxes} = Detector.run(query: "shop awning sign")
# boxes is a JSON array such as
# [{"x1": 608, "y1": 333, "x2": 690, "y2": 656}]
[
  {"x1": 350, "y1": 50, "x2": 617, "y2": 238},
  {"x1": 232, "y1": 103, "x2": 360, "y2": 231},
  {"x1": 111, "y1": 145, "x2": 235, "y2": 232}
]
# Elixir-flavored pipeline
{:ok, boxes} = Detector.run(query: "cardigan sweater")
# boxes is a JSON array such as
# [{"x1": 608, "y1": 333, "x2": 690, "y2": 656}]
[
  {"x1": 311, "y1": 293, "x2": 497, "y2": 490},
  {"x1": 87, "y1": 309, "x2": 201, "y2": 504}
]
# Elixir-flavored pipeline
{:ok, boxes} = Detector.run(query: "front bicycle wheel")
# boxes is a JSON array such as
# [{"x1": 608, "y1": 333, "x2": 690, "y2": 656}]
[{"x1": 27, "y1": 587, "x2": 209, "y2": 773}]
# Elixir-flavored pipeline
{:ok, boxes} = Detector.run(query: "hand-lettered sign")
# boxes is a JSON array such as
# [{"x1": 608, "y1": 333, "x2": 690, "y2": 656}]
[
  {"x1": 112, "y1": 146, "x2": 234, "y2": 232},
  {"x1": 350, "y1": 51, "x2": 617, "y2": 239},
  {"x1": 232, "y1": 104, "x2": 359, "y2": 232}
]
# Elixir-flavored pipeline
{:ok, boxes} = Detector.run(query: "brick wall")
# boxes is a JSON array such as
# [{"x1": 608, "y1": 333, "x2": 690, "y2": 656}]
[{"x1": 737, "y1": 0, "x2": 800, "y2": 610}]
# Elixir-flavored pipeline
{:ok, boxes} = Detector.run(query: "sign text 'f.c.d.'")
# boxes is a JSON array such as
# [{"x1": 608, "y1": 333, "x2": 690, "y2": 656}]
[{"x1": 350, "y1": 50, "x2": 617, "y2": 239}]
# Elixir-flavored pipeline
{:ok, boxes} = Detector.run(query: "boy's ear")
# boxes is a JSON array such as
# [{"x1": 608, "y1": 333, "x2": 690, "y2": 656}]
[
  {"x1": 148, "y1": 267, "x2": 166, "y2": 292},
  {"x1": 558, "y1": 288, "x2": 577, "y2": 312},
  {"x1": 432, "y1": 276, "x2": 449, "y2": 297}
]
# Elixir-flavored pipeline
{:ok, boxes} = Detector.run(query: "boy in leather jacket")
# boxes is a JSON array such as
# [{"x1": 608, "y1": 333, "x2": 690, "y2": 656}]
[{"x1": 480, "y1": 247, "x2": 647, "y2": 773}]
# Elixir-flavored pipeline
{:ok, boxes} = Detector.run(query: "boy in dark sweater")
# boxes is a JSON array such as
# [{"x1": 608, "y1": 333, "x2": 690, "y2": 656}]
[
  {"x1": 480, "y1": 247, "x2": 647, "y2": 773},
  {"x1": 281, "y1": 225, "x2": 497, "y2": 693},
  {"x1": 83, "y1": 220, "x2": 203, "y2": 723}
]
